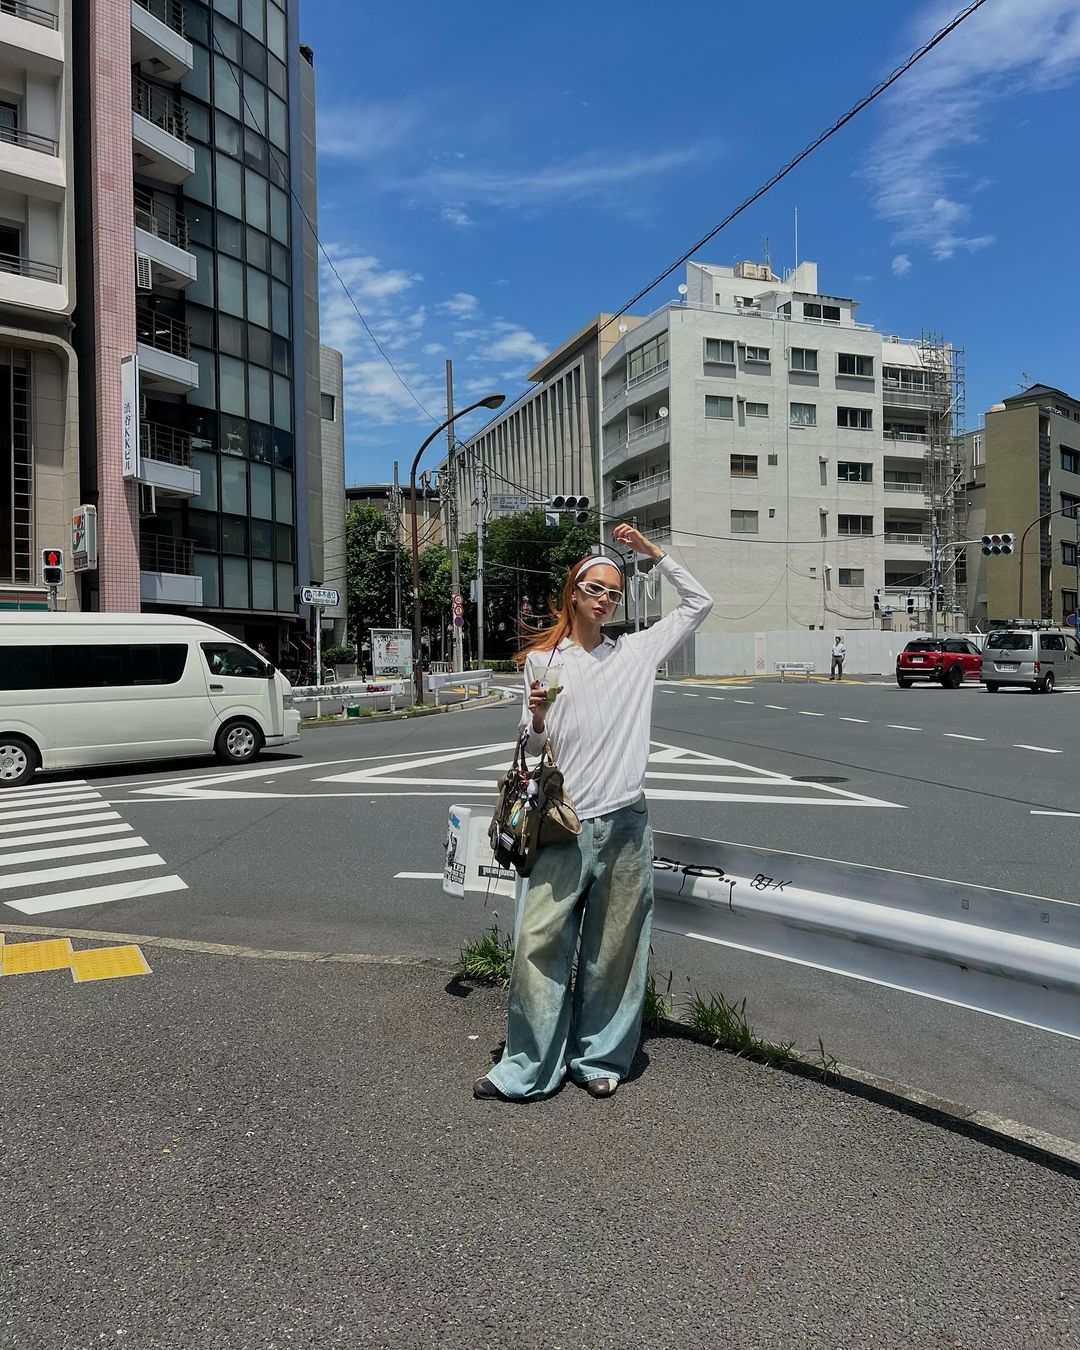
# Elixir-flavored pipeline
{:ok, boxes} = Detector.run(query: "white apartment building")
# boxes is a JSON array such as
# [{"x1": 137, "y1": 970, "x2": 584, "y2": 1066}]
[
  {"x1": 600, "y1": 260, "x2": 959, "y2": 662},
  {"x1": 0, "y1": 0, "x2": 78, "y2": 612}
]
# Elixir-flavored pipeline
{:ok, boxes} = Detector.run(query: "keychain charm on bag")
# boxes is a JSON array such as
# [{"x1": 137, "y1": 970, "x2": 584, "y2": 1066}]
[{"x1": 488, "y1": 732, "x2": 581, "y2": 878}]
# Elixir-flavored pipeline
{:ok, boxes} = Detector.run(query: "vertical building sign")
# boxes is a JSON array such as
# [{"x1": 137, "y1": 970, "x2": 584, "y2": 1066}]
[
  {"x1": 121, "y1": 354, "x2": 140, "y2": 478},
  {"x1": 71, "y1": 505, "x2": 98, "y2": 573}
]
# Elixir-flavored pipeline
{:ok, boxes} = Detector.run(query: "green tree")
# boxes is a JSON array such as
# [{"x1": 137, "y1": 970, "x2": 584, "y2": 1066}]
[{"x1": 344, "y1": 505, "x2": 403, "y2": 651}]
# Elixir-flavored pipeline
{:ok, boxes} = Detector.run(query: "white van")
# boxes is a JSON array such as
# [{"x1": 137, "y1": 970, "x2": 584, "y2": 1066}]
[
  {"x1": 0, "y1": 613, "x2": 300, "y2": 787},
  {"x1": 981, "y1": 627, "x2": 1080, "y2": 693}
]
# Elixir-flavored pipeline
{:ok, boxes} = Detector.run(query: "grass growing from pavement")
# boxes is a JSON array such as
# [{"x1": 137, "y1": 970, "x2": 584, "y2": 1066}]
[
  {"x1": 457, "y1": 929, "x2": 838, "y2": 1076},
  {"x1": 457, "y1": 924, "x2": 515, "y2": 987}
]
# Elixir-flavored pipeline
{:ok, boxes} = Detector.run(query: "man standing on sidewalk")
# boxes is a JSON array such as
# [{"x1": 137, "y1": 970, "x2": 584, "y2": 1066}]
[{"x1": 830, "y1": 635, "x2": 846, "y2": 681}]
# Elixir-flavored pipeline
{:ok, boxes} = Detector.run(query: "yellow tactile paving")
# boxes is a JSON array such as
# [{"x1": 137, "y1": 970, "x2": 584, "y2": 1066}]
[
  {"x1": 1, "y1": 938, "x2": 74, "y2": 975},
  {"x1": 70, "y1": 944, "x2": 151, "y2": 984}
]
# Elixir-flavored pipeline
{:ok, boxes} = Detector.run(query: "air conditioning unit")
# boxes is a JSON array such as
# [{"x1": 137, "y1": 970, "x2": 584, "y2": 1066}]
[{"x1": 135, "y1": 253, "x2": 152, "y2": 291}]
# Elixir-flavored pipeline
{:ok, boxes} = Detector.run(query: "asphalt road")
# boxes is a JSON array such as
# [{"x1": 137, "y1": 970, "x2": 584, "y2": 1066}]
[
  {"x1": 3, "y1": 679, "x2": 1079, "y2": 1141},
  {"x1": 2, "y1": 945, "x2": 1078, "y2": 1350}
]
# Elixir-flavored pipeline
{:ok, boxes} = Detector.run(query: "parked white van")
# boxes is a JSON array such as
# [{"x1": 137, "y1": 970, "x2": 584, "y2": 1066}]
[
  {"x1": 981, "y1": 627, "x2": 1080, "y2": 693},
  {"x1": 0, "y1": 614, "x2": 300, "y2": 787}
]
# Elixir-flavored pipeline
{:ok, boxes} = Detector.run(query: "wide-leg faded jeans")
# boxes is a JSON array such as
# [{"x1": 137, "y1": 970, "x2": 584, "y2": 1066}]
[{"x1": 487, "y1": 799, "x2": 654, "y2": 1100}]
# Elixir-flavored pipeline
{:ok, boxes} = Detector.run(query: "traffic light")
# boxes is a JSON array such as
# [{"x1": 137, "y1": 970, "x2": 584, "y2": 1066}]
[
  {"x1": 873, "y1": 591, "x2": 881, "y2": 612},
  {"x1": 981, "y1": 532, "x2": 1016, "y2": 556},
  {"x1": 547, "y1": 494, "x2": 591, "y2": 526},
  {"x1": 906, "y1": 596, "x2": 916, "y2": 615},
  {"x1": 40, "y1": 548, "x2": 64, "y2": 586}
]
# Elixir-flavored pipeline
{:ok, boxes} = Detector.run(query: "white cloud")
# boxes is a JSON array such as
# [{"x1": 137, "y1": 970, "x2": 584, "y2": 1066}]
[
  {"x1": 438, "y1": 292, "x2": 479, "y2": 318},
  {"x1": 317, "y1": 99, "x2": 423, "y2": 162},
  {"x1": 891, "y1": 254, "x2": 912, "y2": 278},
  {"x1": 865, "y1": 0, "x2": 1080, "y2": 260},
  {"x1": 422, "y1": 342, "x2": 447, "y2": 355},
  {"x1": 480, "y1": 327, "x2": 548, "y2": 364},
  {"x1": 440, "y1": 203, "x2": 474, "y2": 228}
]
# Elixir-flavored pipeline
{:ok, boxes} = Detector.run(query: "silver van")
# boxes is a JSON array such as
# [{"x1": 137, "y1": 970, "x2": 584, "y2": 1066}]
[{"x1": 981, "y1": 628, "x2": 1080, "y2": 693}]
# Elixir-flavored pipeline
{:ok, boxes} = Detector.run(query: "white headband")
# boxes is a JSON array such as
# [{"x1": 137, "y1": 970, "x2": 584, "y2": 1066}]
[{"x1": 576, "y1": 555, "x2": 623, "y2": 583}]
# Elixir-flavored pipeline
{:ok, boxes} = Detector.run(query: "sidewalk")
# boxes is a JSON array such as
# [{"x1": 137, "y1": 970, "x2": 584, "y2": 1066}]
[{"x1": 2, "y1": 940, "x2": 1078, "y2": 1350}]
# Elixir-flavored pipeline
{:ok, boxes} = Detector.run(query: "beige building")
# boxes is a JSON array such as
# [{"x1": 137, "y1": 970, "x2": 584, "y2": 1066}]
[
  {"x1": 0, "y1": 0, "x2": 79, "y2": 613},
  {"x1": 963, "y1": 385, "x2": 1080, "y2": 626}
]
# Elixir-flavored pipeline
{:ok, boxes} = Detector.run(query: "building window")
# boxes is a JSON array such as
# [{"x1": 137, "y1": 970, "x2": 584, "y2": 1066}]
[
  {"x1": 838, "y1": 568, "x2": 865, "y2": 586},
  {"x1": 730, "y1": 454, "x2": 758, "y2": 478},
  {"x1": 745, "y1": 345, "x2": 769, "y2": 362},
  {"x1": 802, "y1": 302, "x2": 840, "y2": 323},
  {"x1": 1062, "y1": 494, "x2": 1080, "y2": 519},
  {"x1": 1063, "y1": 542, "x2": 1077, "y2": 567},
  {"x1": 790, "y1": 402, "x2": 816, "y2": 427},
  {"x1": 1064, "y1": 589, "x2": 1079, "y2": 617},
  {"x1": 837, "y1": 462, "x2": 873, "y2": 483},
  {"x1": 838, "y1": 515, "x2": 874, "y2": 535},
  {"x1": 838, "y1": 353, "x2": 874, "y2": 377},
  {"x1": 627, "y1": 333, "x2": 668, "y2": 382},
  {"x1": 1061, "y1": 447, "x2": 1080, "y2": 474},
  {"x1": 704, "y1": 338, "x2": 734, "y2": 363},
  {"x1": 883, "y1": 366, "x2": 929, "y2": 393},
  {"x1": 837, "y1": 407, "x2": 873, "y2": 429},
  {"x1": 971, "y1": 433, "x2": 984, "y2": 468},
  {"x1": 705, "y1": 395, "x2": 733, "y2": 420},
  {"x1": 731, "y1": 510, "x2": 759, "y2": 533},
  {"x1": 745, "y1": 402, "x2": 768, "y2": 417},
  {"x1": 790, "y1": 347, "x2": 817, "y2": 372},
  {"x1": 320, "y1": 392, "x2": 336, "y2": 420}
]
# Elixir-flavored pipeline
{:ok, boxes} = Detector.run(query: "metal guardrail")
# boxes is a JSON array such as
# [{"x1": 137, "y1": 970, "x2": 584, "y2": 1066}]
[
  {"x1": 425, "y1": 669, "x2": 491, "y2": 705},
  {"x1": 775, "y1": 662, "x2": 814, "y2": 681},
  {"x1": 134, "y1": 188, "x2": 190, "y2": 249},
  {"x1": 445, "y1": 814, "x2": 1080, "y2": 1043},
  {"x1": 0, "y1": 122, "x2": 58, "y2": 156},
  {"x1": 0, "y1": 251, "x2": 59, "y2": 282},
  {"x1": 136, "y1": 307, "x2": 191, "y2": 359},
  {"x1": 140, "y1": 535, "x2": 193, "y2": 574},
  {"x1": 132, "y1": 76, "x2": 188, "y2": 142},
  {"x1": 140, "y1": 421, "x2": 191, "y2": 467},
  {"x1": 0, "y1": 0, "x2": 58, "y2": 30},
  {"x1": 133, "y1": 0, "x2": 186, "y2": 34}
]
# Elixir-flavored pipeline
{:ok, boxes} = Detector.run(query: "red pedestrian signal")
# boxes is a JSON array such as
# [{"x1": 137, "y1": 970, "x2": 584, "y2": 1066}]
[{"x1": 41, "y1": 548, "x2": 64, "y2": 585}]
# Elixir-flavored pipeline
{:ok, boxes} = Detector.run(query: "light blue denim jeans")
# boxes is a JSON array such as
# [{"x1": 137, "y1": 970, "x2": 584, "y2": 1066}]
[{"x1": 487, "y1": 798, "x2": 654, "y2": 1100}]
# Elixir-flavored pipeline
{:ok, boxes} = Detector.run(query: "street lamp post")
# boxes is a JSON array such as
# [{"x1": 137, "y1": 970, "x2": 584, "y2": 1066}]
[
  {"x1": 410, "y1": 393, "x2": 505, "y2": 705},
  {"x1": 1017, "y1": 507, "x2": 1072, "y2": 620}
]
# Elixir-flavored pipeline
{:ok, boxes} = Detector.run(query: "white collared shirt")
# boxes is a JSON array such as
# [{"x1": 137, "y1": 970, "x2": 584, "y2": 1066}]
[{"x1": 519, "y1": 554, "x2": 713, "y2": 819}]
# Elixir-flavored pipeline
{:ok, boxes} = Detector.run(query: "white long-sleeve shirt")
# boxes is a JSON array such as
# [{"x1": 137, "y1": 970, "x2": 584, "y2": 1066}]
[{"x1": 519, "y1": 554, "x2": 713, "y2": 819}]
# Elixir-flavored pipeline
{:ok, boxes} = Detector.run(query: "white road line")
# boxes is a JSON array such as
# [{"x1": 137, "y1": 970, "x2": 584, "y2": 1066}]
[
  {"x1": 798, "y1": 711, "x2": 825, "y2": 717},
  {"x1": 0, "y1": 779, "x2": 89, "y2": 799},
  {"x1": 0, "y1": 852, "x2": 165, "y2": 892},
  {"x1": 0, "y1": 823, "x2": 133, "y2": 851},
  {"x1": 734, "y1": 700, "x2": 755, "y2": 705},
  {"x1": 765, "y1": 705, "x2": 787, "y2": 710},
  {"x1": 6, "y1": 874, "x2": 188, "y2": 916},
  {"x1": 0, "y1": 798, "x2": 111, "y2": 823},
  {"x1": 840, "y1": 717, "x2": 869, "y2": 723},
  {"x1": 1030, "y1": 810, "x2": 1080, "y2": 817},
  {"x1": 0, "y1": 791, "x2": 100, "y2": 814},
  {"x1": 680, "y1": 693, "x2": 699, "y2": 697},
  {"x1": 1014, "y1": 744, "x2": 1063, "y2": 754},
  {"x1": 0, "y1": 836, "x2": 149, "y2": 868},
  {"x1": 395, "y1": 871, "x2": 444, "y2": 880},
  {"x1": 0, "y1": 810, "x2": 121, "y2": 836},
  {"x1": 707, "y1": 696, "x2": 725, "y2": 701},
  {"x1": 944, "y1": 734, "x2": 985, "y2": 741},
  {"x1": 888, "y1": 725, "x2": 922, "y2": 731}
]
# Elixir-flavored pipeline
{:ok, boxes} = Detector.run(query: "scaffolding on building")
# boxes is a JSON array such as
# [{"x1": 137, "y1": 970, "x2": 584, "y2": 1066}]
[{"x1": 917, "y1": 332, "x2": 967, "y2": 628}]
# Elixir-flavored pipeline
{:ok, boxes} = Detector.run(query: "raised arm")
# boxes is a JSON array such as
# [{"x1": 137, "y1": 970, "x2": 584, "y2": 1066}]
[{"x1": 613, "y1": 524, "x2": 713, "y2": 668}]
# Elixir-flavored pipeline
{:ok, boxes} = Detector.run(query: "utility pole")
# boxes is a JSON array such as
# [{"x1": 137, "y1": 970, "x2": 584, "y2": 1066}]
[
  {"x1": 391, "y1": 461, "x2": 402, "y2": 628},
  {"x1": 630, "y1": 515, "x2": 641, "y2": 632},
  {"x1": 446, "y1": 359, "x2": 464, "y2": 673},
  {"x1": 475, "y1": 459, "x2": 487, "y2": 669}
]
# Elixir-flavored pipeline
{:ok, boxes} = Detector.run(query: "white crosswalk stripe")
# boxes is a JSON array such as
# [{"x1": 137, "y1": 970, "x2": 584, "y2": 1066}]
[{"x1": 0, "y1": 781, "x2": 187, "y2": 916}]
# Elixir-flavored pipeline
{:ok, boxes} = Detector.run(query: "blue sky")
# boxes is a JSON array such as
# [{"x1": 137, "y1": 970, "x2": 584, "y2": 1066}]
[{"x1": 301, "y1": 0, "x2": 1080, "y2": 484}]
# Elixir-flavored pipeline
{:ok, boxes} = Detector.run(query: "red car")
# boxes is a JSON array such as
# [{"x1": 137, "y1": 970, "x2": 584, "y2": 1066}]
[{"x1": 896, "y1": 638, "x2": 982, "y2": 688}]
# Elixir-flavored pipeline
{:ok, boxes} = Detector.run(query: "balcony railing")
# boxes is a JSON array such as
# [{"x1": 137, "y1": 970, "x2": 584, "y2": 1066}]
[
  {"x1": 626, "y1": 360, "x2": 669, "y2": 393},
  {"x1": 0, "y1": 251, "x2": 59, "y2": 282},
  {"x1": 611, "y1": 469, "x2": 671, "y2": 503},
  {"x1": 0, "y1": 0, "x2": 59, "y2": 30},
  {"x1": 132, "y1": 77, "x2": 188, "y2": 142},
  {"x1": 0, "y1": 123, "x2": 58, "y2": 156},
  {"x1": 133, "y1": 0, "x2": 185, "y2": 34},
  {"x1": 883, "y1": 430, "x2": 930, "y2": 444},
  {"x1": 626, "y1": 416, "x2": 669, "y2": 446},
  {"x1": 140, "y1": 534, "x2": 193, "y2": 574},
  {"x1": 136, "y1": 307, "x2": 191, "y2": 359},
  {"x1": 883, "y1": 532, "x2": 929, "y2": 545},
  {"x1": 133, "y1": 187, "x2": 190, "y2": 249},
  {"x1": 643, "y1": 526, "x2": 671, "y2": 545},
  {"x1": 883, "y1": 481, "x2": 926, "y2": 493},
  {"x1": 140, "y1": 420, "x2": 191, "y2": 467}
]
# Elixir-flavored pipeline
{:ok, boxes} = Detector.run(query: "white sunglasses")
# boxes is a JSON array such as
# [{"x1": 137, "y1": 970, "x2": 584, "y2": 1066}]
[{"x1": 577, "y1": 579, "x2": 623, "y2": 605}]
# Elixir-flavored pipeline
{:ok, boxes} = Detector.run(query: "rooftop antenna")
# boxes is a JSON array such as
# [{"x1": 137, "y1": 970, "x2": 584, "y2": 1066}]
[
  {"x1": 762, "y1": 235, "x2": 771, "y2": 272},
  {"x1": 1019, "y1": 369, "x2": 1031, "y2": 390},
  {"x1": 793, "y1": 207, "x2": 799, "y2": 277}
]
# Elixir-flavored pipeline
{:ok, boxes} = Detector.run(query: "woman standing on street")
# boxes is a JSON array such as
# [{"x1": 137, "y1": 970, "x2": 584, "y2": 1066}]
[{"x1": 474, "y1": 524, "x2": 713, "y2": 1102}]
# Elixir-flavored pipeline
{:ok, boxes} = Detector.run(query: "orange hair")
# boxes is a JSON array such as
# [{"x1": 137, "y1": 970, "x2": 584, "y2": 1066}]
[{"x1": 513, "y1": 555, "x2": 624, "y2": 668}]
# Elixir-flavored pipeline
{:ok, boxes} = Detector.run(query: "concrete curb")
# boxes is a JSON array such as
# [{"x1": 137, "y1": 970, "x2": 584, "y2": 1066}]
[
  {"x1": 3, "y1": 919, "x2": 1078, "y2": 1173},
  {"x1": 299, "y1": 694, "x2": 506, "y2": 729}
]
